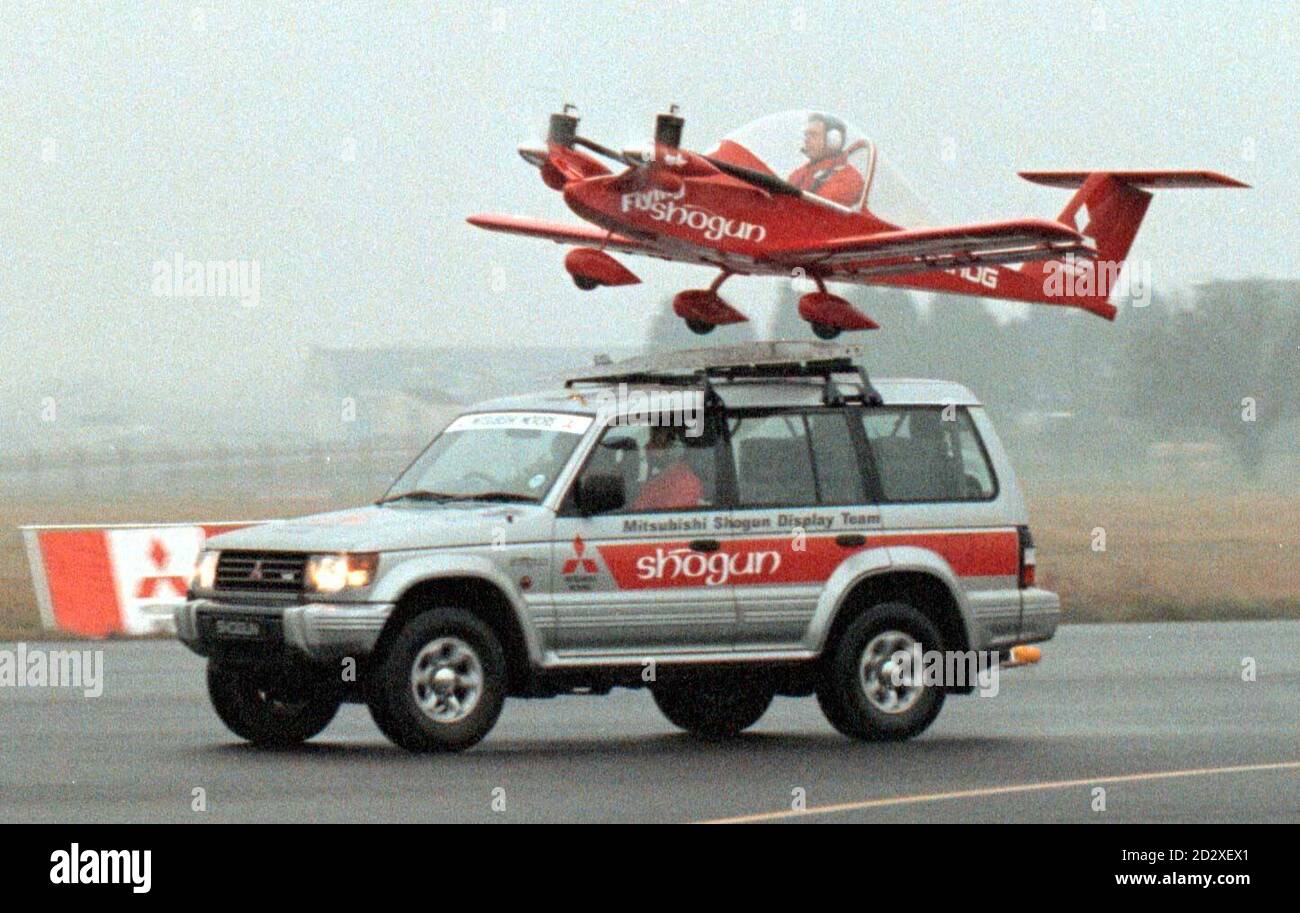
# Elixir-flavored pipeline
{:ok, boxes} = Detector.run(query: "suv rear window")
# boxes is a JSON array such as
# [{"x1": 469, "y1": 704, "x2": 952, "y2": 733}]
[{"x1": 860, "y1": 407, "x2": 996, "y2": 502}]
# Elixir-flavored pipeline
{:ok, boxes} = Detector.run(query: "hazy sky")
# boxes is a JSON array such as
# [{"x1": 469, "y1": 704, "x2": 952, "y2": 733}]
[{"x1": 2, "y1": 0, "x2": 1295, "y2": 390}]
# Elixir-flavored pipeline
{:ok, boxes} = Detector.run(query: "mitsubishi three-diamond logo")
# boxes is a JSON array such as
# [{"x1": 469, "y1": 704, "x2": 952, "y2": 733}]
[
  {"x1": 562, "y1": 535, "x2": 599, "y2": 575},
  {"x1": 134, "y1": 537, "x2": 190, "y2": 598}
]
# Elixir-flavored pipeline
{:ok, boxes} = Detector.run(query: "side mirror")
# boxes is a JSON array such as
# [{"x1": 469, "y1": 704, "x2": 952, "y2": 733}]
[{"x1": 575, "y1": 472, "x2": 625, "y2": 515}]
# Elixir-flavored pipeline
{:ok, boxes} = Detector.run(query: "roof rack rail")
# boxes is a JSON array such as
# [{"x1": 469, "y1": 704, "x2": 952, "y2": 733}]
[{"x1": 565, "y1": 341, "x2": 882, "y2": 406}]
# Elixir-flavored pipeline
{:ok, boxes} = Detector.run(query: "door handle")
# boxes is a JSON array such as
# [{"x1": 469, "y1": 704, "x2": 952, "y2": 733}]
[
  {"x1": 835, "y1": 534, "x2": 867, "y2": 548},
  {"x1": 689, "y1": 539, "x2": 721, "y2": 553}
]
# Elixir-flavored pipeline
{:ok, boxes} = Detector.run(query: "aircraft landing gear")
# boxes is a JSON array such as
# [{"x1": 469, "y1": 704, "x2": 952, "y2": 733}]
[
  {"x1": 673, "y1": 271, "x2": 747, "y2": 336},
  {"x1": 564, "y1": 248, "x2": 640, "y2": 292},
  {"x1": 798, "y1": 279, "x2": 880, "y2": 338}
]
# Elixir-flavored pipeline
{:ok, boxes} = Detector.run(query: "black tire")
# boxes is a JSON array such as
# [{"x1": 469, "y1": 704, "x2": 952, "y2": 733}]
[
  {"x1": 369, "y1": 607, "x2": 507, "y2": 752},
  {"x1": 652, "y1": 672, "x2": 774, "y2": 738},
  {"x1": 810, "y1": 321, "x2": 842, "y2": 340},
  {"x1": 206, "y1": 661, "x2": 339, "y2": 748},
  {"x1": 573, "y1": 274, "x2": 600, "y2": 291},
  {"x1": 816, "y1": 602, "x2": 947, "y2": 741},
  {"x1": 363, "y1": 671, "x2": 404, "y2": 746},
  {"x1": 685, "y1": 318, "x2": 716, "y2": 335}
]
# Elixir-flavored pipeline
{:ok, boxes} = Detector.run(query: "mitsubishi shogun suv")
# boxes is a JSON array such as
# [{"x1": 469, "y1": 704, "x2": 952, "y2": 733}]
[{"x1": 177, "y1": 342, "x2": 1060, "y2": 751}]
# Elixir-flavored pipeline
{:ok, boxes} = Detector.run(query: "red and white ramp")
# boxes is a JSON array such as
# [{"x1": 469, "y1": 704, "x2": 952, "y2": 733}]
[{"x1": 21, "y1": 522, "x2": 255, "y2": 636}]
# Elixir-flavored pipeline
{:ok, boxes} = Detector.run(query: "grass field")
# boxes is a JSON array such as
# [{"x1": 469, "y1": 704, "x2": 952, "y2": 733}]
[
  {"x1": 1025, "y1": 485, "x2": 1297, "y2": 623},
  {"x1": 2, "y1": 460, "x2": 1296, "y2": 637}
]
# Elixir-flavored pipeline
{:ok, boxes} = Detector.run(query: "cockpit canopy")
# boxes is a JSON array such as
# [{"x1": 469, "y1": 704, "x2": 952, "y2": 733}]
[{"x1": 709, "y1": 110, "x2": 930, "y2": 227}]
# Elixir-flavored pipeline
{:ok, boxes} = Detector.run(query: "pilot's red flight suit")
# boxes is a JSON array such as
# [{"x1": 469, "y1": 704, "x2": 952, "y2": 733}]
[
  {"x1": 788, "y1": 155, "x2": 865, "y2": 209},
  {"x1": 631, "y1": 462, "x2": 704, "y2": 511}
]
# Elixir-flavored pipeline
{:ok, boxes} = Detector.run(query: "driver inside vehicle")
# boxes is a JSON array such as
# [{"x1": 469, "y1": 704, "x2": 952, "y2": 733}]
[{"x1": 630, "y1": 424, "x2": 706, "y2": 511}]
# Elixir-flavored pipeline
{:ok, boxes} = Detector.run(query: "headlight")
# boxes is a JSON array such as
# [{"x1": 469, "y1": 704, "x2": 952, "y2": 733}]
[
  {"x1": 192, "y1": 550, "x2": 219, "y2": 591},
  {"x1": 306, "y1": 553, "x2": 379, "y2": 593}
]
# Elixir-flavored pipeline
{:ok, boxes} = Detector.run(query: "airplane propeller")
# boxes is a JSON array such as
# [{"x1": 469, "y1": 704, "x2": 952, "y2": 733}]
[
  {"x1": 538, "y1": 104, "x2": 640, "y2": 168},
  {"x1": 518, "y1": 104, "x2": 626, "y2": 188}
]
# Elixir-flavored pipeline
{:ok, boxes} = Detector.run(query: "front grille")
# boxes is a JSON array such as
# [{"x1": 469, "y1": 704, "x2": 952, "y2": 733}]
[{"x1": 215, "y1": 551, "x2": 308, "y2": 593}]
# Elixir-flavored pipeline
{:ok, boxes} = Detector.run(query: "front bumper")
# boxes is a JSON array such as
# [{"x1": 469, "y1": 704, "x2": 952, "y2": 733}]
[
  {"x1": 175, "y1": 598, "x2": 395, "y2": 664},
  {"x1": 1019, "y1": 587, "x2": 1062, "y2": 644}
]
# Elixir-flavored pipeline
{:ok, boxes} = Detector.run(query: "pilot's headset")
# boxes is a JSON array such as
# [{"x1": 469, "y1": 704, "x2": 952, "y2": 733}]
[{"x1": 812, "y1": 113, "x2": 847, "y2": 155}]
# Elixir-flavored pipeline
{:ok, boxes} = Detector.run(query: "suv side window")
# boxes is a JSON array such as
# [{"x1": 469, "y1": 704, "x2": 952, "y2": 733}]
[
  {"x1": 570, "y1": 422, "x2": 721, "y2": 514},
  {"x1": 727, "y1": 411, "x2": 867, "y2": 506},
  {"x1": 728, "y1": 413, "x2": 816, "y2": 506},
  {"x1": 806, "y1": 412, "x2": 869, "y2": 504},
  {"x1": 859, "y1": 407, "x2": 997, "y2": 502}
]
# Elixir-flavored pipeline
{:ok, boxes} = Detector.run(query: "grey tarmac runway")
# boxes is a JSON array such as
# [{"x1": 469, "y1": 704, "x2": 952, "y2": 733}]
[{"x1": 1, "y1": 620, "x2": 1296, "y2": 823}]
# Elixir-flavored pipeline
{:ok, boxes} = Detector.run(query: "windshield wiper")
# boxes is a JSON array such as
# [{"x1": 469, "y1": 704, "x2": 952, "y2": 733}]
[
  {"x1": 375, "y1": 490, "x2": 460, "y2": 505},
  {"x1": 452, "y1": 492, "x2": 541, "y2": 503},
  {"x1": 376, "y1": 490, "x2": 540, "y2": 506}
]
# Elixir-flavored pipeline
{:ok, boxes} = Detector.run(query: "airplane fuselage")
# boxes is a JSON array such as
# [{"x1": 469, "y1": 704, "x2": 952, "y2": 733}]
[
  {"x1": 561, "y1": 172, "x2": 1049, "y2": 304},
  {"x1": 562, "y1": 173, "x2": 883, "y2": 269}
]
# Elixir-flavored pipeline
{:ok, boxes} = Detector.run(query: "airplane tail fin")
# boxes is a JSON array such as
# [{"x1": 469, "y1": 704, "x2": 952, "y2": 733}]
[{"x1": 1017, "y1": 171, "x2": 1248, "y2": 320}]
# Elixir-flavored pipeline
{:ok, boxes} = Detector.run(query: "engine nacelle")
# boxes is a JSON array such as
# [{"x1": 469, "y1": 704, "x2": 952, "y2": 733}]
[{"x1": 564, "y1": 248, "x2": 640, "y2": 290}]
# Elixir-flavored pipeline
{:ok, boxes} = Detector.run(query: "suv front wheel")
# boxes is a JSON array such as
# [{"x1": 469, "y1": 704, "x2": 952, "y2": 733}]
[
  {"x1": 816, "y1": 601, "x2": 947, "y2": 741},
  {"x1": 206, "y1": 661, "x2": 339, "y2": 747},
  {"x1": 369, "y1": 607, "x2": 507, "y2": 752}
]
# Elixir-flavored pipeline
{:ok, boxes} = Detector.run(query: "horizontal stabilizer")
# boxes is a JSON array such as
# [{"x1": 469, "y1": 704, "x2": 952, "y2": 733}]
[{"x1": 1019, "y1": 170, "x2": 1249, "y2": 190}]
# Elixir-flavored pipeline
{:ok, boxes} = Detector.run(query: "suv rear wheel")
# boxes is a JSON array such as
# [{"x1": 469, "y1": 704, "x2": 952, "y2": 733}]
[
  {"x1": 652, "y1": 672, "x2": 774, "y2": 738},
  {"x1": 206, "y1": 661, "x2": 339, "y2": 747},
  {"x1": 816, "y1": 601, "x2": 946, "y2": 741},
  {"x1": 369, "y1": 607, "x2": 507, "y2": 752}
]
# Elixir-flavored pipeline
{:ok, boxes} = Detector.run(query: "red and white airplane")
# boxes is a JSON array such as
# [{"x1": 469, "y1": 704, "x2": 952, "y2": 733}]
[{"x1": 469, "y1": 106, "x2": 1246, "y2": 338}]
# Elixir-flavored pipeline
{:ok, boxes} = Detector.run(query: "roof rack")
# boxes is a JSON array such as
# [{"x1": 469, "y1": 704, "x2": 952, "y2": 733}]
[{"x1": 565, "y1": 341, "x2": 882, "y2": 406}]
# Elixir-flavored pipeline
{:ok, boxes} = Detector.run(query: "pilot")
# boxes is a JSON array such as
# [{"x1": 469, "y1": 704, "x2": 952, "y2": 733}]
[
  {"x1": 630, "y1": 424, "x2": 705, "y2": 511},
  {"x1": 787, "y1": 113, "x2": 865, "y2": 209}
]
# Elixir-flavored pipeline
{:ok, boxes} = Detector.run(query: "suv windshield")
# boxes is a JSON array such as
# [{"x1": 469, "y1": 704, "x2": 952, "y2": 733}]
[{"x1": 382, "y1": 411, "x2": 593, "y2": 505}]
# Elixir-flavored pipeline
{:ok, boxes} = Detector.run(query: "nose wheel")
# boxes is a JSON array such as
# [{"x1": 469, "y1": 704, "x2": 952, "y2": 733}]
[
  {"x1": 809, "y1": 321, "x2": 842, "y2": 340},
  {"x1": 685, "y1": 318, "x2": 716, "y2": 336}
]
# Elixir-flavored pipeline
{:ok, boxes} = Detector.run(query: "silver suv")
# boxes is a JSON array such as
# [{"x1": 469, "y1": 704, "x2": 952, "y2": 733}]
[{"x1": 177, "y1": 342, "x2": 1060, "y2": 751}]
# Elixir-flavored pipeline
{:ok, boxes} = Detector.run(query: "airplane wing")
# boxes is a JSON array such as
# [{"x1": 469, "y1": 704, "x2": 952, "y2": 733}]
[
  {"x1": 768, "y1": 218, "x2": 1092, "y2": 276},
  {"x1": 466, "y1": 214, "x2": 661, "y2": 257}
]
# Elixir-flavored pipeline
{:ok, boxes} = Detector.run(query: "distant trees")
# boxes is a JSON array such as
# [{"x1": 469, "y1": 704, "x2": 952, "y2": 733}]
[{"x1": 1122, "y1": 282, "x2": 1299, "y2": 473}]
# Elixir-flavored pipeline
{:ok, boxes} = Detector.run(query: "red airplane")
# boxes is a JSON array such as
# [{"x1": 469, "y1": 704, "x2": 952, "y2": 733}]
[{"x1": 469, "y1": 106, "x2": 1247, "y2": 339}]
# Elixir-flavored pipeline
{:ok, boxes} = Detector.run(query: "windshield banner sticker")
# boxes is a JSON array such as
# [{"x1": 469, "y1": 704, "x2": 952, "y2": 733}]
[{"x1": 445, "y1": 412, "x2": 594, "y2": 435}]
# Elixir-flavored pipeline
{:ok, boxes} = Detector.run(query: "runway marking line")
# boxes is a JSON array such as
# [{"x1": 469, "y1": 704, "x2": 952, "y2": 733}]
[{"x1": 699, "y1": 759, "x2": 1300, "y2": 824}]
